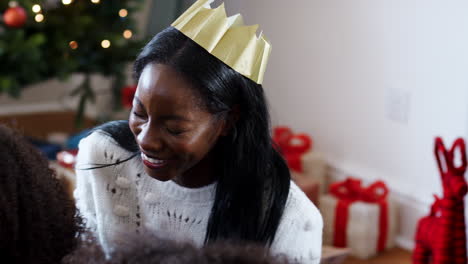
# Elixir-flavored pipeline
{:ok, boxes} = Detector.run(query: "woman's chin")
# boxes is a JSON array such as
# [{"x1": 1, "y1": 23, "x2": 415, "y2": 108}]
[{"x1": 143, "y1": 167, "x2": 175, "y2": 182}]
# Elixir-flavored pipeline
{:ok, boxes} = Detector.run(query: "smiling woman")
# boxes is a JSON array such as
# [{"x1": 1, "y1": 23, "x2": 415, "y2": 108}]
[
  {"x1": 130, "y1": 64, "x2": 225, "y2": 187},
  {"x1": 73, "y1": 0, "x2": 323, "y2": 263}
]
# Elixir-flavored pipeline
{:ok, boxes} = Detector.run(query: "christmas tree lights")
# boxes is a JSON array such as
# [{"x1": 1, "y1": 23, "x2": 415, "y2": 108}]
[{"x1": 0, "y1": 0, "x2": 145, "y2": 125}]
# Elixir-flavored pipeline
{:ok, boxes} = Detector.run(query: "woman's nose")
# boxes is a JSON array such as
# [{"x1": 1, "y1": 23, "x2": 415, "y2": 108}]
[{"x1": 136, "y1": 122, "x2": 163, "y2": 152}]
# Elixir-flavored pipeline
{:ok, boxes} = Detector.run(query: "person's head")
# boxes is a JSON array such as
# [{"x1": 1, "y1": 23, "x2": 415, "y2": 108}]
[
  {"x1": 129, "y1": 26, "x2": 291, "y2": 244},
  {"x1": 63, "y1": 234, "x2": 291, "y2": 264},
  {"x1": 130, "y1": 62, "x2": 228, "y2": 187},
  {"x1": 0, "y1": 124, "x2": 82, "y2": 263},
  {"x1": 131, "y1": 27, "x2": 259, "y2": 187}
]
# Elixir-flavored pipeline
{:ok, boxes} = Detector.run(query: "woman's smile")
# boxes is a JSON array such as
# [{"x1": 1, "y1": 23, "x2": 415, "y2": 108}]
[{"x1": 141, "y1": 153, "x2": 171, "y2": 169}]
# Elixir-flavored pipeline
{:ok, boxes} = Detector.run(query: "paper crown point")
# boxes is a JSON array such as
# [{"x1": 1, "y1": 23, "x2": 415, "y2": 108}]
[{"x1": 171, "y1": 0, "x2": 271, "y2": 84}]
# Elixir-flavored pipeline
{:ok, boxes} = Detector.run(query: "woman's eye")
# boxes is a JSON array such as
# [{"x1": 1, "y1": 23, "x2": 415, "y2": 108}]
[
  {"x1": 166, "y1": 127, "x2": 185, "y2": 135},
  {"x1": 132, "y1": 111, "x2": 145, "y2": 118}
]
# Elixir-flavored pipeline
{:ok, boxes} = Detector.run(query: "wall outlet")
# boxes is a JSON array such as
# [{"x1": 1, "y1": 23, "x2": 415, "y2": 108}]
[{"x1": 385, "y1": 88, "x2": 411, "y2": 125}]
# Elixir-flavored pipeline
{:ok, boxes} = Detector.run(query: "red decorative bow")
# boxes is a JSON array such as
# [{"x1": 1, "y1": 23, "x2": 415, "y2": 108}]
[
  {"x1": 329, "y1": 177, "x2": 389, "y2": 252},
  {"x1": 121, "y1": 85, "x2": 137, "y2": 109},
  {"x1": 273, "y1": 126, "x2": 312, "y2": 172},
  {"x1": 56, "y1": 149, "x2": 79, "y2": 169}
]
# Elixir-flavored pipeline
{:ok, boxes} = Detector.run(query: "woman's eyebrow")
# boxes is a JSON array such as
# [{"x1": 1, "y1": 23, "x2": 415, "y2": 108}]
[{"x1": 134, "y1": 96, "x2": 145, "y2": 109}]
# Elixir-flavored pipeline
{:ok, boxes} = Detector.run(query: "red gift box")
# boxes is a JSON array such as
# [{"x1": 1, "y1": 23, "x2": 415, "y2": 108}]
[
  {"x1": 273, "y1": 126, "x2": 312, "y2": 173},
  {"x1": 294, "y1": 176, "x2": 320, "y2": 206},
  {"x1": 320, "y1": 177, "x2": 397, "y2": 259},
  {"x1": 273, "y1": 126, "x2": 327, "y2": 200}
]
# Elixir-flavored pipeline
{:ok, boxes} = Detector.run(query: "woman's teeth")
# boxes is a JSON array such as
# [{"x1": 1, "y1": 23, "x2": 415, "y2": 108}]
[{"x1": 142, "y1": 153, "x2": 164, "y2": 164}]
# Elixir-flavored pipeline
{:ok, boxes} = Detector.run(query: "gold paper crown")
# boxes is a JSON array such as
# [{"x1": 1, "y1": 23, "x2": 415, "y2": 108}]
[{"x1": 171, "y1": 0, "x2": 271, "y2": 84}]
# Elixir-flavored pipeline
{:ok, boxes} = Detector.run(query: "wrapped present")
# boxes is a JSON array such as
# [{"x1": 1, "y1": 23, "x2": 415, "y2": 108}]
[
  {"x1": 321, "y1": 246, "x2": 350, "y2": 264},
  {"x1": 273, "y1": 126, "x2": 327, "y2": 195},
  {"x1": 49, "y1": 161, "x2": 76, "y2": 200},
  {"x1": 56, "y1": 149, "x2": 78, "y2": 169},
  {"x1": 320, "y1": 178, "x2": 397, "y2": 259},
  {"x1": 294, "y1": 176, "x2": 320, "y2": 205},
  {"x1": 49, "y1": 149, "x2": 78, "y2": 199},
  {"x1": 290, "y1": 151, "x2": 327, "y2": 194}
]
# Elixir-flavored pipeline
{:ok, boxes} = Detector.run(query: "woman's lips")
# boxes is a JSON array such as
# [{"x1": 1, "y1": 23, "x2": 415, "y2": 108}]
[{"x1": 141, "y1": 153, "x2": 169, "y2": 169}]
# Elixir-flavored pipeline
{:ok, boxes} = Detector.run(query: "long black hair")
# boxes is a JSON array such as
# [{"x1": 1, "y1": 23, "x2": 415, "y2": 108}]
[{"x1": 96, "y1": 27, "x2": 290, "y2": 245}]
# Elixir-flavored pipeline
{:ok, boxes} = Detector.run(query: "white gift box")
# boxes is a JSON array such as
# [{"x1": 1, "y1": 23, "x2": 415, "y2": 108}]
[
  {"x1": 321, "y1": 246, "x2": 350, "y2": 264},
  {"x1": 290, "y1": 151, "x2": 327, "y2": 195},
  {"x1": 319, "y1": 194, "x2": 398, "y2": 259}
]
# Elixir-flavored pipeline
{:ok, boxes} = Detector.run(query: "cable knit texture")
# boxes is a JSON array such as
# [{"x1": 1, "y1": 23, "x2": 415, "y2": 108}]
[{"x1": 74, "y1": 131, "x2": 323, "y2": 263}]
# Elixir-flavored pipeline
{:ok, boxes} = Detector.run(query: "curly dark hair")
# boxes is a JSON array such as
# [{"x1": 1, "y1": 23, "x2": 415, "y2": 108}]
[
  {"x1": 0, "y1": 124, "x2": 83, "y2": 263},
  {"x1": 63, "y1": 234, "x2": 291, "y2": 264}
]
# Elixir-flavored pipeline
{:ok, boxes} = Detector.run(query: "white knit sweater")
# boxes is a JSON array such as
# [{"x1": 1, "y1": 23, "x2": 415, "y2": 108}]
[{"x1": 74, "y1": 131, "x2": 323, "y2": 263}]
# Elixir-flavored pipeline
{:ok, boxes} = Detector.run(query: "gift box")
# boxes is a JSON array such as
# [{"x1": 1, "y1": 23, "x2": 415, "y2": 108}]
[
  {"x1": 320, "y1": 178, "x2": 397, "y2": 259},
  {"x1": 321, "y1": 246, "x2": 350, "y2": 264},
  {"x1": 273, "y1": 126, "x2": 327, "y2": 197},
  {"x1": 290, "y1": 150, "x2": 327, "y2": 194},
  {"x1": 56, "y1": 149, "x2": 78, "y2": 169},
  {"x1": 49, "y1": 149, "x2": 78, "y2": 200},
  {"x1": 49, "y1": 161, "x2": 76, "y2": 200},
  {"x1": 293, "y1": 176, "x2": 320, "y2": 206}
]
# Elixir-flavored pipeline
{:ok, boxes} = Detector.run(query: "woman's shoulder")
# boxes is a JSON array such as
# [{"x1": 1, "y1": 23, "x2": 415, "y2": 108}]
[
  {"x1": 283, "y1": 181, "x2": 322, "y2": 224},
  {"x1": 77, "y1": 120, "x2": 136, "y2": 165},
  {"x1": 271, "y1": 181, "x2": 323, "y2": 263}
]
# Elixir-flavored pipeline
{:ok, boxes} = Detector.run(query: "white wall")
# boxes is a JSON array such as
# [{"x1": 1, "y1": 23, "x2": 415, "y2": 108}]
[{"x1": 224, "y1": 0, "x2": 468, "y2": 248}]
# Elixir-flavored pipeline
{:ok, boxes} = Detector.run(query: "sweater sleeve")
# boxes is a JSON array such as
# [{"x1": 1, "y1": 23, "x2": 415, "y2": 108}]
[
  {"x1": 74, "y1": 132, "x2": 101, "y2": 234},
  {"x1": 74, "y1": 131, "x2": 119, "y2": 234},
  {"x1": 271, "y1": 182, "x2": 323, "y2": 264},
  {"x1": 74, "y1": 130, "x2": 143, "y2": 254}
]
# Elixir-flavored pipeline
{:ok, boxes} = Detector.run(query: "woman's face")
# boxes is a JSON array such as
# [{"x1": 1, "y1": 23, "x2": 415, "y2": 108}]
[{"x1": 129, "y1": 63, "x2": 226, "y2": 187}]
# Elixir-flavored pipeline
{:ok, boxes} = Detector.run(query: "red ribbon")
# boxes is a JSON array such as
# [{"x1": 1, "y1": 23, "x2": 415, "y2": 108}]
[
  {"x1": 56, "y1": 149, "x2": 79, "y2": 169},
  {"x1": 273, "y1": 126, "x2": 312, "y2": 172},
  {"x1": 329, "y1": 177, "x2": 389, "y2": 252},
  {"x1": 121, "y1": 85, "x2": 137, "y2": 109}
]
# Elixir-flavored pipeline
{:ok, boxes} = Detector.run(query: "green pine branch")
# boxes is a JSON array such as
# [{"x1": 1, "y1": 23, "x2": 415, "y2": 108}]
[{"x1": 0, "y1": 0, "x2": 145, "y2": 126}]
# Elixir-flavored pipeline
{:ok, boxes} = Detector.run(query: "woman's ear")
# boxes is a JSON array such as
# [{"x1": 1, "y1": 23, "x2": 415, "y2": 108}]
[{"x1": 221, "y1": 105, "x2": 240, "y2": 136}]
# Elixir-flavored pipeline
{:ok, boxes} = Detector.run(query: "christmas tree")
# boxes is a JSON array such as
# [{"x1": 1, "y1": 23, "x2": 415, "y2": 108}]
[{"x1": 0, "y1": 0, "x2": 144, "y2": 124}]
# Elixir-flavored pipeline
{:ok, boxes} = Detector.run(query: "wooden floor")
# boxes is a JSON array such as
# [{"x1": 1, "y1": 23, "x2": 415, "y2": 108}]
[{"x1": 343, "y1": 248, "x2": 412, "y2": 264}]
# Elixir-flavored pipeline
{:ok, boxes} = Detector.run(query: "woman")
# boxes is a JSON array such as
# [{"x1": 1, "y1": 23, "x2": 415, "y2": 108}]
[{"x1": 74, "y1": 1, "x2": 322, "y2": 263}]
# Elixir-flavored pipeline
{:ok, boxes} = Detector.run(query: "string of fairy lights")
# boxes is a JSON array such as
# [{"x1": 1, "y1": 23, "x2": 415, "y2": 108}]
[{"x1": 24, "y1": 0, "x2": 134, "y2": 50}]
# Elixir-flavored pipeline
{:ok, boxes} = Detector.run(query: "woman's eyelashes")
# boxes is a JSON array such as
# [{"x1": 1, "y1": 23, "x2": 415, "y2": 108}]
[
  {"x1": 131, "y1": 105, "x2": 147, "y2": 119},
  {"x1": 131, "y1": 106, "x2": 190, "y2": 135},
  {"x1": 166, "y1": 127, "x2": 185, "y2": 135},
  {"x1": 165, "y1": 125, "x2": 192, "y2": 136},
  {"x1": 132, "y1": 111, "x2": 146, "y2": 118}
]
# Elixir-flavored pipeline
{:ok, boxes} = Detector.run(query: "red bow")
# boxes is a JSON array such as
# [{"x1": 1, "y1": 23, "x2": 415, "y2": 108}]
[
  {"x1": 273, "y1": 126, "x2": 312, "y2": 172},
  {"x1": 329, "y1": 178, "x2": 389, "y2": 252},
  {"x1": 56, "y1": 149, "x2": 79, "y2": 169},
  {"x1": 121, "y1": 85, "x2": 137, "y2": 109}
]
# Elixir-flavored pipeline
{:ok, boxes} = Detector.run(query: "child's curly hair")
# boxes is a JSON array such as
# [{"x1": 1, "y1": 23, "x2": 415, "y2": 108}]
[
  {"x1": 63, "y1": 234, "x2": 292, "y2": 264},
  {"x1": 0, "y1": 124, "x2": 83, "y2": 263}
]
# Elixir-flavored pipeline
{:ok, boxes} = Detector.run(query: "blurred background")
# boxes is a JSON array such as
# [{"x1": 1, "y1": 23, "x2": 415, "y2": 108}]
[
  {"x1": 1, "y1": 0, "x2": 468, "y2": 262},
  {"x1": 0, "y1": 0, "x2": 194, "y2": 130}
]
